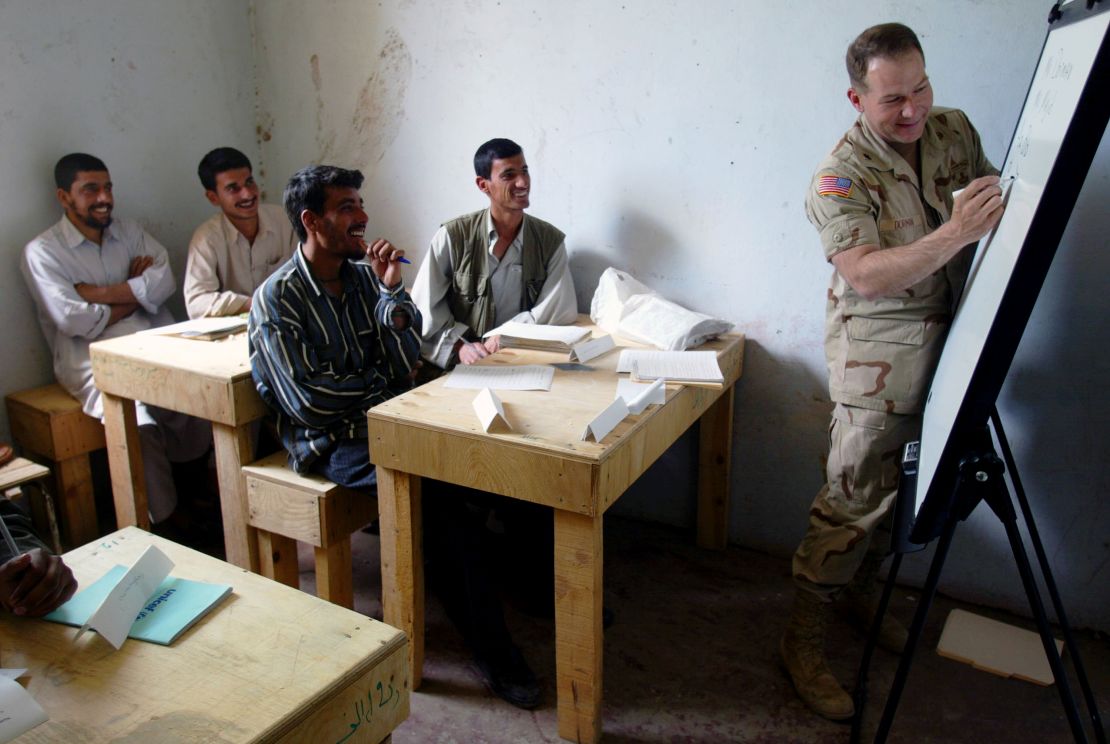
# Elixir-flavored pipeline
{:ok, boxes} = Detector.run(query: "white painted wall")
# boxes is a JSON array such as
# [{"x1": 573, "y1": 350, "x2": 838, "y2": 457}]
[
  {"x1": 1, "y1": 0, "x2": 1104, "y2": 629},
  {"x1": 252, "y1": 0, "x2": 1108, "y2": 629},
  {"x1": 0, "y1": 0, "x2": 257, "y2": 438}
]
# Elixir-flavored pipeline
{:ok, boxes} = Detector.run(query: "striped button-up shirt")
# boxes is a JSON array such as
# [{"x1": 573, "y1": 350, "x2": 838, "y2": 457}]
[{"x1": 249, "y1": 247, "x2": 422, "y2": 472}]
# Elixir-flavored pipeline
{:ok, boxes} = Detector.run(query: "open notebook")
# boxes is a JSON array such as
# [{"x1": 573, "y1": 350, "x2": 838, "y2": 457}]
[{"x1": 45, "y1": 565, "x2": 232, "y2": 646}]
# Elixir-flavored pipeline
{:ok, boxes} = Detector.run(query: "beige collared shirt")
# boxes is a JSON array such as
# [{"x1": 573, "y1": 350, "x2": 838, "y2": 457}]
[
  {"x1": 184, "y1": 203, "x2": 295, "y2": 318},
  {"x1": 806, "y1": 107, "x2": 997, "y2": 414}
]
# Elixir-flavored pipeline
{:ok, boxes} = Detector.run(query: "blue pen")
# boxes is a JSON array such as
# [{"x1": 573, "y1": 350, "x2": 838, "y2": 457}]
[{"x1": 396, "y1": 256, "x2": 412, "y2": 264}]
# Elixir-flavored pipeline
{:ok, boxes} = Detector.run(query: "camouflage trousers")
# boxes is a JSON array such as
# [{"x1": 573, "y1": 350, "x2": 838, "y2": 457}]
[{"x1": 792, "y1": 403, "x2": 922, "y2": 602}]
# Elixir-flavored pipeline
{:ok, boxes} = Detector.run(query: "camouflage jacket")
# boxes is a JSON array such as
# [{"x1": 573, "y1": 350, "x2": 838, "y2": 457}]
[{"x1": 806, "y1": 107, "x2": 997, "y2": 414}]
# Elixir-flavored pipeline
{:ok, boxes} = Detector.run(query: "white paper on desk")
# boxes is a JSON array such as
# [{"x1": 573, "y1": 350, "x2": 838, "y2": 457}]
[
  {"x1": 473, "y1": 388, "x2": 512, "y2": 432},
  {"x1": 569, "y1": 334, "x2": 615, "y2": 363},
  {"x1": 0, "y1": 673, "x2": 48, "y2": 741},
  {"x1": 138, "y1": 317, "x2": 246, "y2": 337},
  {"x1": 581, "y1": 398, "x2": 629, "y2": 443},
  {"x1": 481, "y1": 321, "x2": 589, "y2": 345},
  {"x1": 444, "y1": 364, "x2": 554, "y2": 391},
  {"x1": 615, "y1": 378, "x2": 666, "y2": 415},
  {"x1": 617, "y1": 350, "x2": 723, "y2": 384},
  {"x1": 77, "y1": 545, "x2": 174, "y2": 649}
]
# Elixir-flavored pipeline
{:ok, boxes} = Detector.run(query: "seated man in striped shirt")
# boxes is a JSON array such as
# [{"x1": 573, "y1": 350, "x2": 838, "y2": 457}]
[
  {"x1": 248, "y1": 165, "x2": 419, "y2": 487},
  {"x1": 249, "y1": 165, "x2": 543, "y2": 710}
]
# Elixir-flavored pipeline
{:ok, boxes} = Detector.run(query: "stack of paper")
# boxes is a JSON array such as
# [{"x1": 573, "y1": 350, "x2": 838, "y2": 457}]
[
  {"x1": 617, "y1": 350, "x2": 724, "y2": 386},
  {"x1": 483, "y1": 322, "x2": 591, "y2": 352},
  {"x1": 141, "y1": 316, "x2": 247, "y2": 341}
]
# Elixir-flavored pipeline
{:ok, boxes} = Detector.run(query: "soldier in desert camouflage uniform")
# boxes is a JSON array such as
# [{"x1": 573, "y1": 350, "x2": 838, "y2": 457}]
[{"x1": 782, "y1": 23, "x2": 1004, "y2": 720}]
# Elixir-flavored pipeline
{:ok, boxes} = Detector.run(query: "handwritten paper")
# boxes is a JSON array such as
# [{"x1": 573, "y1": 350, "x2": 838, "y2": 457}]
[
  {"x1": 581, "y1": 398, "x2": 630, "y2": 443},
  {"x1": 570, "y1": 334, "x2": 615, "y2": 363},
  {"x1": 615, "y1": 378, "x2": 666, "y2": 415},
  {"x1": 0, "y1": 673, "x2": 47, "y2": 741},
  {"x1": 617, "y1": 350, "x2": 724, "y2": 385},
  {"x1": 473, "y1": 388, "x2": 512, "y2": 432},
  {"x1": 77, "y1": 545, "x2": 174, "y2": 649},
  {"x1": 445, "y1": 364, "x2": 554, "y2": 391}
]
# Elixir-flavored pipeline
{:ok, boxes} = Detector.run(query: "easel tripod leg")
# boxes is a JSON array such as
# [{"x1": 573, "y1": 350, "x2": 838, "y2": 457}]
[
  {"x1": 851, "y1": 552, "x2": 904, "y2": 744},
  {"x1": 873, "y1": 518, "x2": 958, "y2": 743},
  {"x1": 991, "y1": 409, "x2": 1105, "y2": 743},
  {"x1": 996, "y1": 501, "x2": 1089, "y2": 743}
]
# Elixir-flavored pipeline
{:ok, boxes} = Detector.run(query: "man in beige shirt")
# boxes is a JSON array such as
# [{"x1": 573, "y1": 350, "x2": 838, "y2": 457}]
[
  {"x1": 783, "y1": 24, "x2": 1002, "y2": 720},
  {"x1": 184, "y1": 147, "x2": 295, "y2": 318}
]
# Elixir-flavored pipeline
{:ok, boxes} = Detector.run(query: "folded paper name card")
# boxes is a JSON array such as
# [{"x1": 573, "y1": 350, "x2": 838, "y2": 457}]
[
  {"x1": 581, "y1": 398, "x2": 629, "y2": 443},
  {"x1": 569, "y1": 334, "x2": 615, "y2": 364},
  {"x1": 0, "y1": 669, "x2": 48, "y2": 740},
  {"x1": 615, "y1": 377, "x2": 665, "y2": 415},
  {"x1": 473, "y1": 388, "x2": 512, "y2": 432}
]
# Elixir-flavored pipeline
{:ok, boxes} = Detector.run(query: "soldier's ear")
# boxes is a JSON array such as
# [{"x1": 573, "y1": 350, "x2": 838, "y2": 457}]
[
  {"x1": 476, "y1": 176, "x2": 491, "y2": 197},
  {"x1": 847, "y1": 87, "x2": 864, "y2": 113}
]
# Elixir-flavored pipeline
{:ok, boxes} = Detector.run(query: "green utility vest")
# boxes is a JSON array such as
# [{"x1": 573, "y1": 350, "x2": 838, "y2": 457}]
[{"x1": 443, "y1": 209, "x2": 565, "y2": 338}]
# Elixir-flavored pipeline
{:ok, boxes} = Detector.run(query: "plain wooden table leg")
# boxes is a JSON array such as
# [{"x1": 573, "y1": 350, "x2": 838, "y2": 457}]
[
  {"x1": 257, "y1": 531, "x2": 300, "y2": 588},
  {"x1": 697, "y1": 384, "x2": 734, "y2": 550},
  {"x1": 101, "y1": 393, "x2": 148, "y2": 530},
  {"x1": 315, "y1": 539, "x2": 354, "y2": 609},
  {"x1": 555, "y1": 510, "x2": 603, "y2": 744},
  {"x1": 213, "y1": 422, "x2": 259, "y2": 571},
  {"x1": 377, "y1": 466, "x2": 423, "y2": 689},
  {"x1": 56, "y1": 455, "x2": 98, "y2": 546}
]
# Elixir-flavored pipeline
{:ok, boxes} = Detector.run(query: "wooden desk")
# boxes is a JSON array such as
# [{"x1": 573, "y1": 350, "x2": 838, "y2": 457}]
[
  {"x1": 1, "y1": 527, "x2": 408, "y2": 744},
  {"x1": 90, "y1": 331, "x2": 267, "y2": 570},
  {"x1": 367, "y1": 322, "x2": 744, "y2": 743}
]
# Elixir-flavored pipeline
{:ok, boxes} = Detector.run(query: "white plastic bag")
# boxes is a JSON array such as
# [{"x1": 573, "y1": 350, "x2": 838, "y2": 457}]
[{"x1": 589, "y1": 267, "x2": 733, "y2": 350}]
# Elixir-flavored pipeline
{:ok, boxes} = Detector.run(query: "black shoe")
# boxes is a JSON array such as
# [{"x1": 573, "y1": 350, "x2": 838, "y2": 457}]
[{"x1": 474, "y1": 644, "x2": 541, "y2": 709}]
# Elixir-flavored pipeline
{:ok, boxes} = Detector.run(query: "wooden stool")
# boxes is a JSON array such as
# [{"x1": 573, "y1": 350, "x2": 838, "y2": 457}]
[
  {"x1": 242, "y1": 451, "x2": 376, "y2": 609},
  {"x1": 6, "y1": 384, "x2": 106, "y2": 548},
  {"x1": 0, "y1": 457, "x2": 62, "y2": 553}
]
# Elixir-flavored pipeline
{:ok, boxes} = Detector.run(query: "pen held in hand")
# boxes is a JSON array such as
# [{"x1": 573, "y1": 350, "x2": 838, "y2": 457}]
[{"x1": 359, "y1": 238, "x2": 412, "y2": 264}]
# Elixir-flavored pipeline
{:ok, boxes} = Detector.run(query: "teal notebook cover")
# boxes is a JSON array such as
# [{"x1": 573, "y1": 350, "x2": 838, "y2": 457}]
[{"x1": 45, "y1": 565, "x2": 232, "y2": 645}]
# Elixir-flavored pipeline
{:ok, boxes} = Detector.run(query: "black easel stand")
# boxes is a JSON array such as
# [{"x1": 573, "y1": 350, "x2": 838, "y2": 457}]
[{"x1": 850, "y1": 417, "x2": 1105, "y2": 744}]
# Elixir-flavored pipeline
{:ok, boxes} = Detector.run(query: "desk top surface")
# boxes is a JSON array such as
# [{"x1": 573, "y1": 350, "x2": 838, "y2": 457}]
[
  {"x1": 90, "y1": 330, "x2": 252, "y2": 381},
  {"x1": 2, "y1": 527, "x2": 407, "y2": 743},
  {"x1": 367, "y1": 319, "x2": 744, "y2": 463}
]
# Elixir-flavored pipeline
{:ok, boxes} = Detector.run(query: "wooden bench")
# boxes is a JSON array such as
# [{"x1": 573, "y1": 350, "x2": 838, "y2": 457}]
[
  {"x1": 6, "y1": 384, "x2": 106, "y2": 547},
  {"x1": 242, "y1": 451, "x2": 376, "y2": 609}
]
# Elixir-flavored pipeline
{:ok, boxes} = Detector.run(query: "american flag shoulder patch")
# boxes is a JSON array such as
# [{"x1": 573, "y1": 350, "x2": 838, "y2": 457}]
[{"x1": 817, "y1": 175, "x2": 853, "y2": 198}]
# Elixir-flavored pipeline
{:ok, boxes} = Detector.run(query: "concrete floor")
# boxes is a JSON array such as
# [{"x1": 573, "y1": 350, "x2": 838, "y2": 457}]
[{"x1": 293, "y1": 516, "x2": 1109, "y2": 744}]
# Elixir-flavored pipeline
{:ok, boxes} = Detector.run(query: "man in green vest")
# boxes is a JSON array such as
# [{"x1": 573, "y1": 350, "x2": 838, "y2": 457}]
[
  {"x1": 412, "y1": 137, "x2": 577, "y2": 368},
  {"x1": 410, "y1": 139, "x2": 578, "y2": 707}
]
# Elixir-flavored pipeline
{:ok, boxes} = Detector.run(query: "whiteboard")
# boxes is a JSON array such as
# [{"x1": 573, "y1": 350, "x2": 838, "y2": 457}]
[{"x1": 911, "y1": 6, "x2": 1110, "y2": 542}]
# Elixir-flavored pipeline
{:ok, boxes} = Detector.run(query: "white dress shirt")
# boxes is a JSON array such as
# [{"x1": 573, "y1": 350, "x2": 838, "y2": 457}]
[
  {"x1": 411, "y1": 211, "x2": 578, "y2": 368},
  {"x1": 183, "y1": 203, "x2": 295, "y2": 318},
  {"x1": 21, "y1": 215, "x2": 177, "y2": 419}
]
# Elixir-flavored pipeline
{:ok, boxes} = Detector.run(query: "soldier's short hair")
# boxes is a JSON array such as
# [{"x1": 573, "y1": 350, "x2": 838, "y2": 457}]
[{"x1": 846, "y1": 23, "x2": 925, "y2": 90}]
